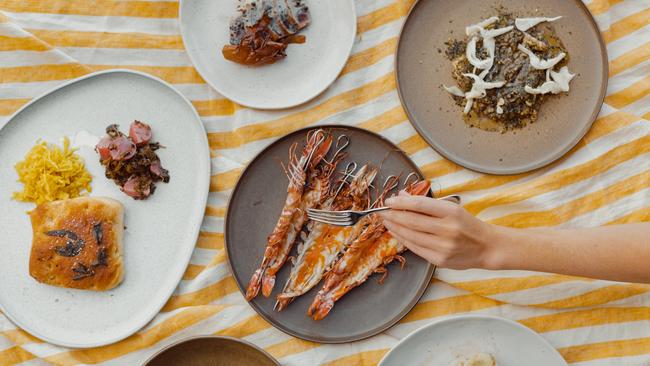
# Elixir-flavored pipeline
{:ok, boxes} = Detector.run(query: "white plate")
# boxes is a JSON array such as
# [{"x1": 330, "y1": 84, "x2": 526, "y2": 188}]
[
  {"x1": 379, "y1": 315, "x2": 567, "y2": 366},
  {"x1": 0, "y1": 70, "x2": 210, "y2": 348},
  {"x1": 179, "y1": 0, "x2": 356, "y2": 109}
]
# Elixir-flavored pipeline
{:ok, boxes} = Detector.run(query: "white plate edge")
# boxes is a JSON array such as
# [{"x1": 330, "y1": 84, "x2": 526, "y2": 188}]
[
  {"x1": 0, "y1": 69, "x2": 211, "y2": 349},
  {"x1": 178, "y1": 0, "x2": 358, "y2": 110},
  {"x1": 377, "y1": 314, "x2": 568, "y2": 366}
]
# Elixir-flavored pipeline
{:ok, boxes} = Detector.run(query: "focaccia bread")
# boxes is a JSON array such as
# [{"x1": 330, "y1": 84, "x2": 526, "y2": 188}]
[{"x1": 29, "y1": 197, "x2": 124, "y2": 291}]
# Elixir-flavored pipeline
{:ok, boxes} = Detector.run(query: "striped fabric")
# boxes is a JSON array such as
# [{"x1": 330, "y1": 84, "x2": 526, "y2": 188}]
[{"x1": 0, "y1": 0, "x2": 649, "y2": 364}]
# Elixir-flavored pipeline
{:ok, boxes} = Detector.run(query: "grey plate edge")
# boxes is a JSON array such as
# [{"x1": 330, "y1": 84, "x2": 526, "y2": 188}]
[
  {"x1": 394, "y1": 0, "x2": 609, "y2": 175},
  {"x1": 142, "y1": 335, "x2": 281, "y2": 366},
  {"x1": 0, "y1": 69, "x2": 211, "y2": 349},
  {"x1": 224, "y1": 124, "x2": 436, "y2": 344},
  {"x1": 378, "y1": 314, "x2": 568, "y2": 366},
  {"x1": 178, "y1": 0, "x2": 358, "y2": 110}
]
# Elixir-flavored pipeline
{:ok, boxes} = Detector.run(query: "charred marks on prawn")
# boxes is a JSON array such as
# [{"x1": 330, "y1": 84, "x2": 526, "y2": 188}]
[{"x1": 245, "y1": 129, "x2": 333, "y2": 301}]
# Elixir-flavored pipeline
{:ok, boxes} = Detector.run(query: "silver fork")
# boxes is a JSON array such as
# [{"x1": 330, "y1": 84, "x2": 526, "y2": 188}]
[{"x1": 307, "y1": 195, "x2": 461, "y2": 226}]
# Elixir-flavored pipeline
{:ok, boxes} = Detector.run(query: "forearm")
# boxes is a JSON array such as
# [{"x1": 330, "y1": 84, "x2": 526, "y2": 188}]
[{"x1": 487, "y1": 223, "x2": 650, "y2": 283}]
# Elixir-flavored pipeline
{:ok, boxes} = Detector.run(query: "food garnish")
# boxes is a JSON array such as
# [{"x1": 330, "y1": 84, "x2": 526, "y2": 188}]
[
  {"x1": 12, "y1": 137, "x2": 92, "y2": 204},
  {"x1": 223, "y1": 0, "x2": 311, "y2": 66},
  {"x1": 95, "y1": 121, "x2": 169, "y2": 200},
  {"x1": 443, "y1": 11, "x2": 574, "y2": 131}
]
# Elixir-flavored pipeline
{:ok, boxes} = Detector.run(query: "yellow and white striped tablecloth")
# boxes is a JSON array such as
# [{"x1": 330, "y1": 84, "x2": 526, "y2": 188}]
[{"x1": 1, "y1": 0, "x2": 649, "y2": 365}]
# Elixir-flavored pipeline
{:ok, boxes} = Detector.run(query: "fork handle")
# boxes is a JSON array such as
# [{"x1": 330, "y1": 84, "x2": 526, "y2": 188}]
[
  {"x1": 373, "y1": 195, "x2": 461, "y2": 212},
  {"x1": 363, "y1": 207, "x2": 392, "y2": 214}
]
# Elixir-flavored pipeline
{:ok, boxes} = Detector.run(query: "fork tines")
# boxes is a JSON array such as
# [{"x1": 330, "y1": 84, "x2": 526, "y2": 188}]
[{"x1": 306, "y1": 208, "x2": 356, "y2": 226}]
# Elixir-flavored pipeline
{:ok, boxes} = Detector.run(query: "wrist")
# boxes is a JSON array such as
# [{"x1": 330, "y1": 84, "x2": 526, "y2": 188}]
[{"x1": 480, "y1": 224, "x2": 517, "y2": 270}]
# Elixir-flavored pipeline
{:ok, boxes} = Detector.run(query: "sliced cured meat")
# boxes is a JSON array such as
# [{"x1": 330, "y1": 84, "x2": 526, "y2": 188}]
[
  {"x1": 129, "y1": 120, "x2": 152, "y2": 146},
  {"x1": 122, "y1": 175, "x2": 152, "y2": 200},
  {"x1": 95, "y1": 122, "x2": 169, "y2": 200}
]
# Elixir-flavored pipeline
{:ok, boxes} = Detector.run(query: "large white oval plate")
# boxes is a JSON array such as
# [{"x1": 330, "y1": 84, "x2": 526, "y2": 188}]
[
  {"x1": 179, "y1": 0, "x2": 356, "y2": 109},
  {"x1": 0, "y1": 70, "x2": 210, "y2": 348},
  {"x1": 379, "y1": 315, "x2": 567, "y2": 366}
]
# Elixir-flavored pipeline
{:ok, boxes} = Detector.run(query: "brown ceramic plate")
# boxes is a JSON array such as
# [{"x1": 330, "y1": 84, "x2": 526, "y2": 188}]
[
  {"x1": 225, "y1": 125, "x2": 435, "y2": 343},
  {"x1": 396, "y1": 0, "x2": 607, "y2": 174},
  {"x1": 143, "y1": 336, "x2": 280, "y2": 366}
]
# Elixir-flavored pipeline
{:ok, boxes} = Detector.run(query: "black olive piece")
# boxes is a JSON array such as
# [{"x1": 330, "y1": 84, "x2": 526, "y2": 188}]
[
  {"x1": 55, "y1": 238, "x2": 85, "y2": 257},
  {"x1": 92, "y1": 247, "x2": 108, "y2": 267},
  {"x1": 46, "y1": 229, "x2": 78, "y2": 241},
  {"x1": 93, "y1": 223, "x2": 103, "y2": 245},
  {"x1": 72, "y1": 263, "x2": 95, "y2": 280}
]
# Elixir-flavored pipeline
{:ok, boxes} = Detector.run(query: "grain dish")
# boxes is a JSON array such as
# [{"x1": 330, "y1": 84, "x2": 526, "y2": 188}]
[
  {"x1": 29, "y1": 197, "x2": 124, "y2": 291},
  {"x1": 443, "y1": 11, "x2": 574, "y2": 132}
]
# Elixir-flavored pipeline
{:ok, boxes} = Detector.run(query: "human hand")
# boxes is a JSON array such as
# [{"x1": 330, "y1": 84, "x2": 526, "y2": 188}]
[{"x1": 378, "y1": 191, "x2": 500, "y2": 270}]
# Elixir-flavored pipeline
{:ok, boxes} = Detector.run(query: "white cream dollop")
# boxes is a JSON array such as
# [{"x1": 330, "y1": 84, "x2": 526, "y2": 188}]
[
  {"x1": 466, "y1": 37, "x2": 492, "y2": 69},
  {"x1": 517, "y1": 43, "x2": 565, "y2": 70},
  {"x1": 462, "y1": 73, "x2": 505, "y2": 114},
  {"x1": 482, "y1": 25, "x2": 514, "y2": 39},
  {"x1": 465, "y1": 17, "x2": 513, "y2": 72},
  {"x1": 496, "y1": 98, "x2": 505, "y2": 115},
  {"x1": 515, "y1": 16, "x2": 562, "y2": 31},
  {"x1": 443, "y1": 85, "x2": 465, "y2": 97},
  {"x1": 466, "y1": 16, "x2": 499, "y2": 36},
  {"x1": 524, "y1": 66, "x2": 575, "y2": 94}
]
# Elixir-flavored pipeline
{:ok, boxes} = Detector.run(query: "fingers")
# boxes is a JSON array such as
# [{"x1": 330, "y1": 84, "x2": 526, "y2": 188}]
[
  {"x1": 379, "y1": 209, "x2": 444, "y2": 234},
  {"x1": 389, "y1": 230, "x2": 430, "y2": 259},
  {"x1": 383, "y1": 219, "x2": 438, "y2": 249},
  {"x1": 388, "y1": 228, "x2": 445, "y2": 266},
  {"x1": 385, "y1": 195, "x2": 457, "y2": 217}
]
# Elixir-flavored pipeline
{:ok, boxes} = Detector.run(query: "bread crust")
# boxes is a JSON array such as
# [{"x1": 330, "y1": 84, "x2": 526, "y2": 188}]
[{"x1": 29, "y1": 197, "x2": 124, "y2": 291}]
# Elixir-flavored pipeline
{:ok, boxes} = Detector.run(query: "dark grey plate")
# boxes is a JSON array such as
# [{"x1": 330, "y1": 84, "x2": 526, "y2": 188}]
[
  {"x1": 396, "y1": 0, "x2": 607, "y2": 174},
  {"x1": 144, "y1": 336, "x2": 280, "y2": 366},
  {"x1": 225, "y1": 125, "x2": 435, "y2": 343}
]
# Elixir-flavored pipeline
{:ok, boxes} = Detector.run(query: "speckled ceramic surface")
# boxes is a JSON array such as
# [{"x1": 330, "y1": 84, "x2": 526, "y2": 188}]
[
  {"x1": 225, "y1": 126, "x2": 435, "y2": 343},
  {"x1": 0, "y1": 70, "x2": 210, "y2": 348},
  {"x1": 179, "y1": 0, "x2": 357, "y2": 109},
  {"x1": 379, "y1": 315, "x2": 568, "y2": 366},
  {"x1": 396, "y1": 0, "x2": 607, "y2": 174},
  {"x1": 144, "y1": 336, "x2": 280, "y2": 366}
]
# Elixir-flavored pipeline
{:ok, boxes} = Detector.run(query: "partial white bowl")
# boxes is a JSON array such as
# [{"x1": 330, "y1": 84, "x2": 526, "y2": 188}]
[
  {"x1": 380, "y1": 315, "x2": 567, "y2": 366},
  {"x1": 179, "y1": 0, "x2": 357, "y2": 109}
]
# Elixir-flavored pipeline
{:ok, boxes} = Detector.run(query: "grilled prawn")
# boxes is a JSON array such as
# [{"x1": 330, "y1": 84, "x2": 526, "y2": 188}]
[
  {"x1": 275, "y1": 165, "x2": 378, "y2": 311},
  {"x1": 308, "y1": 179, "x2": 432, "y2": 320},
  {"x1": 245, "y1": 129, "x2": 331, "y2": 300},
  {"x1": 259, "y1": 148, "x2": 347, "y2": 297}
]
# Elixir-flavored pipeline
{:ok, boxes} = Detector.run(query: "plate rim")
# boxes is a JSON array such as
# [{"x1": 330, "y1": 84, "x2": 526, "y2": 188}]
[
  {"x1": 394, "y1": 0, "x2": 609, "y2": 175},
  {"x1": 224, "y1": 124, "x2": 436, "y2": 343},
  {"x1": 142, "y1": 335, "x2": 281, "y2": 366},
  {"x1": 378, "y1": 314, "x2": 569, "y2": 366},
  {"x1": 178, "y1": 0, "x2": 358, "y2": 110},
  {"x1": 0, "y1": 69, "x2": 211, "y2": 348}
]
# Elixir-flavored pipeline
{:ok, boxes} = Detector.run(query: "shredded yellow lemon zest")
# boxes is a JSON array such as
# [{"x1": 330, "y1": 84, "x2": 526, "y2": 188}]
[{"x1": 12, "y1": 137, "x2": 92, "y2": 204}]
